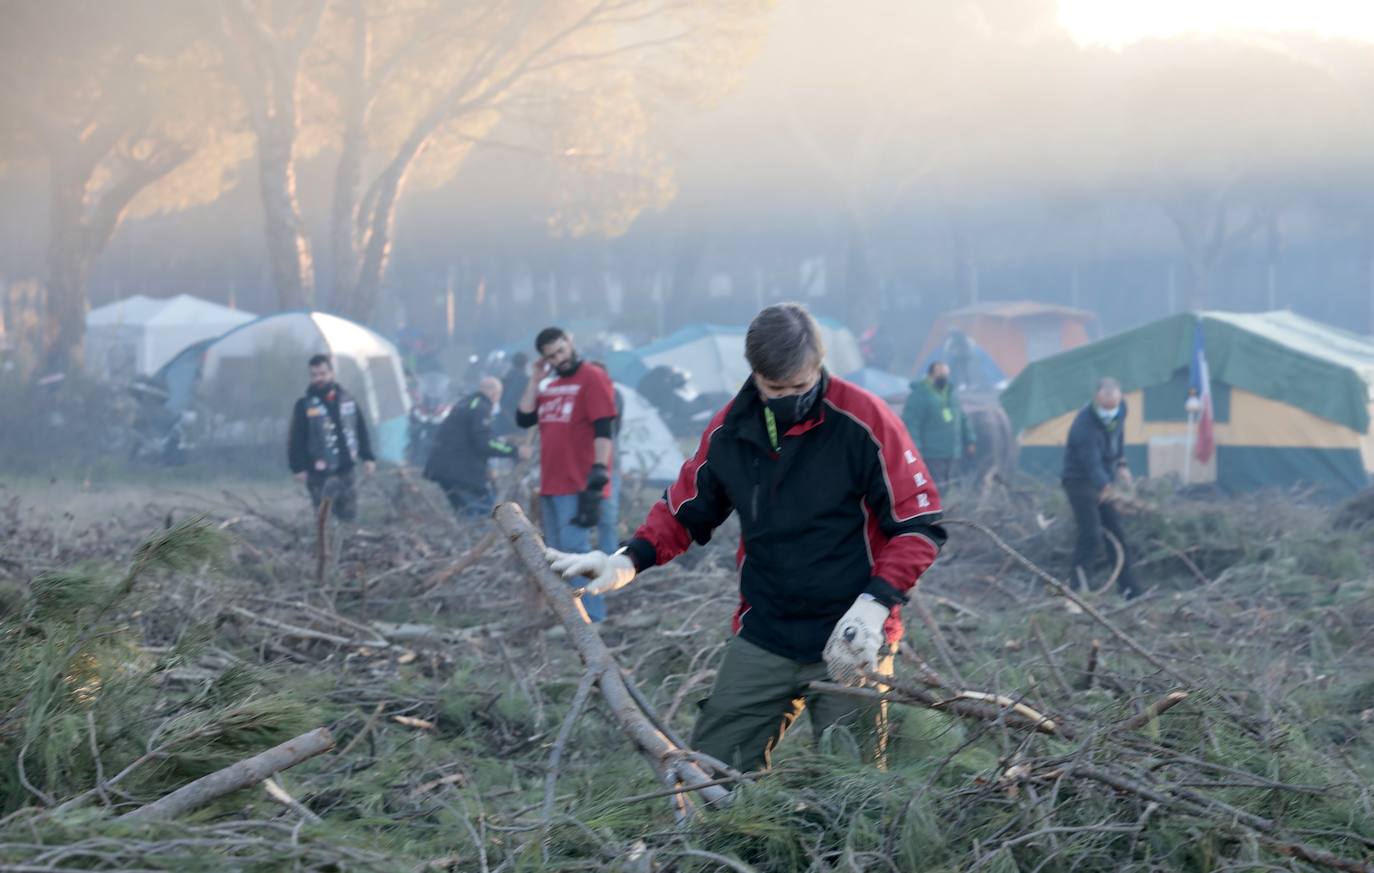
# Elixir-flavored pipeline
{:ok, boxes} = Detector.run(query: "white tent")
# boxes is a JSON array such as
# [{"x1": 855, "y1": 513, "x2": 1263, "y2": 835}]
[
  {"x1": 815, "y1": 318, "x2": 865, "y2": 376},
  {"x1": 627, "y1": 319, "x2": 866, "y2": 396},
  {"x1": 635, "y1": 325, "x2": 751, "y2": 395},
  {"x1": 615, "y1": 384, "x2": 686, "y2": 484},
  {"x1": 196, "y1": 311, "x2": 411, "y2": 462},
  {"x1": 85, "y1": 294, "x2": 255, "y2": 378}
]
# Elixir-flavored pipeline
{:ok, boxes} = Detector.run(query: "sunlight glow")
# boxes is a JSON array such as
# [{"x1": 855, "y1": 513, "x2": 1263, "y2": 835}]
[{"x1": 1057, "y1": 0, "x2": 1374, "y2": 47}]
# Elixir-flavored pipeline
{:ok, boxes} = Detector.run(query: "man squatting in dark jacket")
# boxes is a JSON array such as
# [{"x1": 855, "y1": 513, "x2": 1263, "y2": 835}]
[
  {"x1": 545, "y1": 303, "x2": 947, "y2": 771},
  {"x1": 424, "y1": 376, "x2": 531, "y2": 517},
  {"x1": 288, "y1": 354, "x2": 376, "y2": 521},
  {"x1": 1062, "y1": 377, "x2": 1141, "y2": 598}
]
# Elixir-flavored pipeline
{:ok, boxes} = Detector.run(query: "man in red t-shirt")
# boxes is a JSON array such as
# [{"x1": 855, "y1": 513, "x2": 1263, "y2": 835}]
[{"x1": 515, "y1": 327, "x2": 619, "y2": 621}]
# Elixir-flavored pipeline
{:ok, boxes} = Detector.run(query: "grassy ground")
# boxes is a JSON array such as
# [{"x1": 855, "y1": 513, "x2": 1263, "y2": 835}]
[{"x1": 0, "y1": 470, "x2": 1372, "y2": 871}]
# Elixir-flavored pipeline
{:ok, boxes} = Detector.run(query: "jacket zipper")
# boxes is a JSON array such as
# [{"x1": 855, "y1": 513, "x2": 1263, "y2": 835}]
[{"x1": 751, "y1": 456, "x2": 761, "y2": 523}]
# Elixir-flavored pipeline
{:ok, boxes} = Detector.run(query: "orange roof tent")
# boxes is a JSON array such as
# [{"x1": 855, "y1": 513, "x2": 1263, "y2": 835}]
[{"x1": 915, "y1": 301, "x2": 1098, "y2": 380}]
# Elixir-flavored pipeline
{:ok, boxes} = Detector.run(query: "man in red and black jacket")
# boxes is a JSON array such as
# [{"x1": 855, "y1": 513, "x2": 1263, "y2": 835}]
[{"x1": 547, "y1": 303, "x2": 946, "y2": 771}]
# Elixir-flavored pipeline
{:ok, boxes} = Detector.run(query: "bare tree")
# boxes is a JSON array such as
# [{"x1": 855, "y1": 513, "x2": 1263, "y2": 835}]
[
  {"x1": 1157, "y1": 178, "x2": 1274, "y2": 312},
  {"x1": 0, "y1": 0, "x2": 248, "y2": 374},
  {"x1": 1107, "y1": 38, "x2": 1362, "y2": 311},
  {"x1": 218, "y1": 0, "x2": 331, "y2": 311},
  {"x1": 314, "y1": 0, "x2": 769, "y2": 322}
]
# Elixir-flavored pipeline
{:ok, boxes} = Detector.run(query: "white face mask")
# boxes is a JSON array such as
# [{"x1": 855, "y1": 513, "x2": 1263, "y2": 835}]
[{"x1": 1094, "y1": 404, "x2": 1118, "y2": 423}]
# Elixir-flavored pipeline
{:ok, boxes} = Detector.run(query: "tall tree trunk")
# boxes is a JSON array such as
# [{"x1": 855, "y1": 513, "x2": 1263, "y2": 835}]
[
  {"x1": 329, "y1": 0, "x2": 368, "y2": 315},
  {"x1": 43, "y1": 168, "x2": 92, "y2": 375},
  {"x1": 350, "y1": 132, "x2": 431, "y2": 321},
  {"x1": 258, "y1": 103, "x2": 314, "y2": 311},
  {"x1": 1185, "y1": 257, "x2": 1212, "y2": 313},
  {"x1": 41, "y1": 139, "x2": 186, "y2": 374},
  {"x1": 222, "y1": 0, "x2": 328, "y2": 312}
]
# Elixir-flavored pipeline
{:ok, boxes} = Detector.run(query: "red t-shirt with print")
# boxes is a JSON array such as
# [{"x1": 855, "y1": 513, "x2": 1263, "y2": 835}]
[{"x1": 536, "y1": 362, "x2": 617, "y2": 496}]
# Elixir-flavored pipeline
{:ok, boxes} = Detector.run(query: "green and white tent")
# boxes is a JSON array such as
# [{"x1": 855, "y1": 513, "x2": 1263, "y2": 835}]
[{"x1": 1001, "y1": 311, "x2": 1374, "y2": 497}]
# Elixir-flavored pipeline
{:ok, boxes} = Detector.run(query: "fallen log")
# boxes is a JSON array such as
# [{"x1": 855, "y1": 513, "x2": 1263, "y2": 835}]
[
  {"x1": 492, "y1": 502, "x2": 729, "y2": 809},
  {"x1": 120, "y1": 727, "x2": 335, "y2": 823}
]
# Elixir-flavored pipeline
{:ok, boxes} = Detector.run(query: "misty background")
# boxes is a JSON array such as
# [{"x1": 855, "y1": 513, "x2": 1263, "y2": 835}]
[{"x1": 5, "y1": 0, "x2": 1374, "y2": 376}]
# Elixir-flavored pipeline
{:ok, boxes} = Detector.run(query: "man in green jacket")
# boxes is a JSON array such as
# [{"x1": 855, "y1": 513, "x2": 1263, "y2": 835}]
[{"x1": 901, "y1": 361, "x2": 975, "y2": 486}]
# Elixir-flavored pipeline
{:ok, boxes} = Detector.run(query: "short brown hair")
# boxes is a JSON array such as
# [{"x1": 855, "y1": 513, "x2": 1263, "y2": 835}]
[{"x1": 745, "y1": 303, "x2": 824, "y2": 381}]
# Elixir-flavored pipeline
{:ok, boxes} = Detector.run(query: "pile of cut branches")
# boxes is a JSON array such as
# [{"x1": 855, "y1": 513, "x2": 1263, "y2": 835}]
[{"x1": 0, "y1": 472, "x2": 1369, "y2": 872}]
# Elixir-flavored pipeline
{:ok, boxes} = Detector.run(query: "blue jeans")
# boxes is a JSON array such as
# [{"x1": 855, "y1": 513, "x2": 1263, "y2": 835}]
[
  {"x1": 596, "y1": 470, "x2": 621, "y2": 555},
  {"x1": 540, "y1": 494, "x2": 606, "y2": 622}
]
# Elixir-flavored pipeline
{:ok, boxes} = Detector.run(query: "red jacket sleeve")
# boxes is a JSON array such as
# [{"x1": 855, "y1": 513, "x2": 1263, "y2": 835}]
[
  {"x1": 624, "y1": 401, "x2": 735, "y2": 570},
  {"x1": 850, "y1": 396, "x2": 947, "y2": 605}
]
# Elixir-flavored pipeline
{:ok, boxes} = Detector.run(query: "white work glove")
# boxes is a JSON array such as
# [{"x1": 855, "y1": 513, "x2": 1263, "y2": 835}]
[
  {"x1": 545, "y1": 548, "x2": 637, "y2": 596},
  {"x1": 822, "y1": 595, "x2": 891, "y2": 686}
]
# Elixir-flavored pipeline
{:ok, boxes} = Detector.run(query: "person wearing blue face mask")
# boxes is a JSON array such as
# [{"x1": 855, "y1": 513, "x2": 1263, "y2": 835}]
[
  {"x1": 544, "y1": 302, "x2": 947, "y2": 773},
  {"x1": 1062, "y1": 377, "x2": 1141, "y2": 599}
]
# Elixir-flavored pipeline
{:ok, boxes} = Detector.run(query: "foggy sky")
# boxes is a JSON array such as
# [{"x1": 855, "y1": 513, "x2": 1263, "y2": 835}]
[{"x1": 5, "y1": 0, "x2": 1374, "y2": 338}]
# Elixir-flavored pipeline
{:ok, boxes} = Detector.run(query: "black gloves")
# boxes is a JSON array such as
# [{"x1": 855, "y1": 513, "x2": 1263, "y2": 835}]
[
  {"x1": 571, "y1": 488, "x2": 602, "y2": 528},
  {"x1": 586, "y1": 462, "x2": 610, "y2": 492},
  {"x1": 572, "y1": 463, "x2": 609, "y2": 528}
]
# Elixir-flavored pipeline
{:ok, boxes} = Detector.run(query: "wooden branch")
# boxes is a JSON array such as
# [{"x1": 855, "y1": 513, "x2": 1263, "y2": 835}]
[
  {"x1": 420, "y1": 529, "x2": 497, "y2": 593},
  {"x1": 263, "y1": 776, "x2": 321, "y2": 823},
  {"x1": 338, "y1": 702, "x2": 386, "y2": 758},
  {"x1": 542, "y1": 669, "x2": 598, "y2": 862},
  {"x1": 121, "y1": 727, "x2": 334, "y2": 823},
  {"x1": 810, "y1": 680, "x2": 1060, "y2": 736},
  {"x1": 1114, "y1": 691, "x2": 1189, "y2": 733},
  {"x1": 315, "y1": 496, "x2": 331, "y2": 588},
  {"x1": 1081, "y1": 638, "x2": 1101, "y2": 691},
  {"x1": 1074, "y1": 765, "x2": 1374, "y2": 873},
  {"x1": 909, "y1": 594, "x2": 966, "y2": 687},
  {"x1": 228, "y1": 606, "x2": 373, "y2": 647},
  {"x1": 1029, "y1": 617, "x2": 1074, "y2": 699},
  {"x1": 492, "y1": 502, "x2": 729, "y2": 808},
  {"x1": 944, "y1": 519, "x2": 1194, "y2": 687}
]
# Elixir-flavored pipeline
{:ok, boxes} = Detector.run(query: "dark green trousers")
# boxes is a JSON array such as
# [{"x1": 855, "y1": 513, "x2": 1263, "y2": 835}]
[{"x1": 689, "y1": 635, "x2": 891, "y2": 773}]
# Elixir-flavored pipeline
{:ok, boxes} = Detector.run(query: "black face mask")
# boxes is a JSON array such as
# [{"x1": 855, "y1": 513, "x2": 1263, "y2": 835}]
[
  {"x1": 764, "y1": 379, "x2": 822, "y2": 433},
  {"x1": 932, "y1": 376, "x2": 948, "y2": 391}
]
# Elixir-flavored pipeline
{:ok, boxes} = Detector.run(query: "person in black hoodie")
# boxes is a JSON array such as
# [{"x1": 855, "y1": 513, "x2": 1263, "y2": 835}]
[
  {"x1": 424, "y1": 376, "x2": 529, "y2": 517},
  {"x1": 288, "y1": 354, "x2": 375, "y2": 521},
  {"x1": 544, "y1": 303, "x2": 946, "y2": 772},
  {"x1": 1061, "y1": 377, "x2": 1141, "y2": 598}
]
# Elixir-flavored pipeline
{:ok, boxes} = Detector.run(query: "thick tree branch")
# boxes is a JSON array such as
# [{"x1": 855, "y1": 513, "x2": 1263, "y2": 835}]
[{"x1": 491, "y1": 502, "x2": 729, "y2": 811}]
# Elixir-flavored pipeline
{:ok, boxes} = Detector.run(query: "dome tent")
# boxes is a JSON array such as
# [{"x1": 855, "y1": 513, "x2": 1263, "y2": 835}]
[
  {"x1": 608, "y1": 318, "x2": 864, "y2": 396},
  {"x1": 916, "y1": 301, "x2": 1097, "y2": 382},
  {"x1": 85, "y1": 294, "x2": 255, "y2": 379},
  {"x1": 614, "y1": 383, "x2": 686, "y2": 484},
  {"x1": 1003, "y1": 310, "x2": 1374, "y2": 498},
  {"x1": 173, "y1": 311, "x2": 410, "y2": 463}
]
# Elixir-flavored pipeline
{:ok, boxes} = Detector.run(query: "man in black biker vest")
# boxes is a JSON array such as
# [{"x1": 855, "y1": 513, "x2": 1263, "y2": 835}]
[{"x1": 288, "y1": 354, "x2": 376, "y2": 521}]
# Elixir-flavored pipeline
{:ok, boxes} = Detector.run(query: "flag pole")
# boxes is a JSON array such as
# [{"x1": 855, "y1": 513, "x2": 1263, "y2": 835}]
[{"x1": 1183, "y1": 394, "x2": 1201, "y2": 487}]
